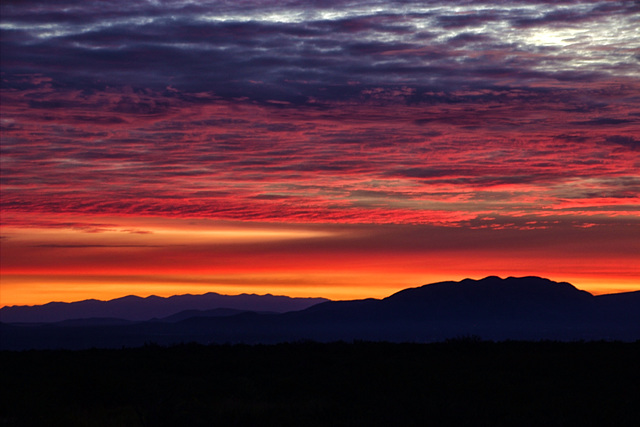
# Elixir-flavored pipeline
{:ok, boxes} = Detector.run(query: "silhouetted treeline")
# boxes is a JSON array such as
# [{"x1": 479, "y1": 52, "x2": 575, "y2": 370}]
[{"x1": 2, "y1": 340, "x2": 639, "y2": 426}]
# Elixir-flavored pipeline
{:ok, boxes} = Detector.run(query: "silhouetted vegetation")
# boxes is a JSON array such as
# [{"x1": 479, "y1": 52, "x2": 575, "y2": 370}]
[{"x1": 2, "y1": 340, "x2": 639, "y2": 426}]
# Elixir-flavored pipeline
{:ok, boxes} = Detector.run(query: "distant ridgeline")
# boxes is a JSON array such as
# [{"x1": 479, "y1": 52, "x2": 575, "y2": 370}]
[
  {"x1": 1, "y1": 276, "x2": 639, "y2": 350},
  {"x1": 0, "y1": 292, "x2": 329, "y2": 323}
]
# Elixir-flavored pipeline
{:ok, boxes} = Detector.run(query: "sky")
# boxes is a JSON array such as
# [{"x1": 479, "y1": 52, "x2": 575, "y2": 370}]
[{"x1": 1, "y1": 0, "x2": 639, "y2": 306}]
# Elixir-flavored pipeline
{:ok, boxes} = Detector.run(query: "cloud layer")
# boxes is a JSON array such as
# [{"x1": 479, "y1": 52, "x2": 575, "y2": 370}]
[{"x1": 2, "y1": 0, "x2": 639, "y2": 227}]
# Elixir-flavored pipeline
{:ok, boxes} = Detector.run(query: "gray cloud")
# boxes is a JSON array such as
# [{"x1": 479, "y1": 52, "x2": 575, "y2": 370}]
[{"x1": 3, "y1": 1, "x2": 638, "y2": 103}]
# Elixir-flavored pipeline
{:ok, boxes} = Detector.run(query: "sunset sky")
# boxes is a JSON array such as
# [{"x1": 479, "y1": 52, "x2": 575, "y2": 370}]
[{"x1": 1, "y1": 0, "x2": 639, "y2": 306}]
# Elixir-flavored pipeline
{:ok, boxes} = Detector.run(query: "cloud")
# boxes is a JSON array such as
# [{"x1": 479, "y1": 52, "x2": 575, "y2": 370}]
[
  {"x1": 32, "y1": 244, "x2": 162, "y2": 248},
  {"x1": 1, "y1": 0, "x2": 638, "y2": 227},
  {"x1": 605, "y1": 135, "x2": 640, "y2": 149},
  {"x1": 3, "y1": 1, "x2": 637, "y2": 98}
]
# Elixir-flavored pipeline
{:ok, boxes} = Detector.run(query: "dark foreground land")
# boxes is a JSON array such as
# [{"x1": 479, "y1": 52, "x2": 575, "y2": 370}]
[{"x1": 2, "y1": 340, "x2": 639, "y2": 426}]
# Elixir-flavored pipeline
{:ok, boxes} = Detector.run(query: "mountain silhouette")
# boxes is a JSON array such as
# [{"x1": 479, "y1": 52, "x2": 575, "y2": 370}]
[
  {"x1": 156, "y1": 307, "x2": 277, "y2": 322},
  {"x1": 301, "y1": 276, "x2": 595, "y2": 322},
  {"x1": 0, "y1": 292, "x2": 328, "y2": 323},
  {"x1": 279, "y1": 276, "x2": 640, "y2": 342},
  {"x1": 1, "y1": 276, "x2": 638, "y2": 350}
]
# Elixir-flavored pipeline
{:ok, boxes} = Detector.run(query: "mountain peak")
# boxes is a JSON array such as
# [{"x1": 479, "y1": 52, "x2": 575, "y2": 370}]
[{"x1": 386, "y1": 276, "x2": 593, "y2": 306}]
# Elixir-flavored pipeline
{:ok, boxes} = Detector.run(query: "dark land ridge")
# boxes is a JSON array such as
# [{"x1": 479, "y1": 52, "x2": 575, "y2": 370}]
[
  {"x1": 2, "y1": 340, "x2": 639, "y2": 426},
  {"x1": 1, "y1": 276, "x2": 639, "y2": 350},
  {"x1": 0, "y1": 292, "x2": 328, "y2": 323}
]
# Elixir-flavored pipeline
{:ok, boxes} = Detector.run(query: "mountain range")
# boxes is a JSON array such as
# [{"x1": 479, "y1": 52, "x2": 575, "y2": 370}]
[
  {"x1": 1, "y1": 276, "x2": 638, "y2": 350},
  {"x1": 0, "y1": 292, "x2": 328, "y2": 323}
]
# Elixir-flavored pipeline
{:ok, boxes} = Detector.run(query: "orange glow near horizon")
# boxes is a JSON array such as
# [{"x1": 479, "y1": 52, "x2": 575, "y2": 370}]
[
  {"x1": 1, "y1": 214, "x2": 638, "y2": 306},
  {"x1": 2, "y1": 271, "x2": 638, "y2": 307}
]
